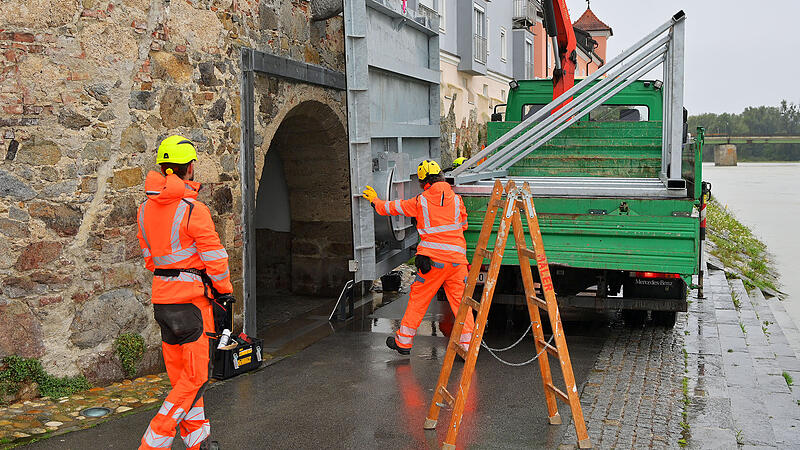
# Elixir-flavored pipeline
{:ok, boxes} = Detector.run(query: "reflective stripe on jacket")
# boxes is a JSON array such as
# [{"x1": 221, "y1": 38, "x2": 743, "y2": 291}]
[
  {"x1": 137, "y1": 171, "x2": 232, "y2": 304},
  {"x1": 373, "y1": 181, "x2": 468, "y2": 264}
]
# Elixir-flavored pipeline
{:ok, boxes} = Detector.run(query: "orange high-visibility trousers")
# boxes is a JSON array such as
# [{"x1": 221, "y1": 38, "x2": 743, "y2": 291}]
[
  {"x1": 396, "y1": 261, "x2": 475, "y2": 351},
  {"x1": 140, "y1": 298, "x2": 213, "y2": 450}
]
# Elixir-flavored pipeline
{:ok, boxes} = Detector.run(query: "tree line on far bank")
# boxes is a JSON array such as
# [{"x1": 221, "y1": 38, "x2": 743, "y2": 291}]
[{"x1": 688, "y1": 100, "x2": 800, "y2": 161}]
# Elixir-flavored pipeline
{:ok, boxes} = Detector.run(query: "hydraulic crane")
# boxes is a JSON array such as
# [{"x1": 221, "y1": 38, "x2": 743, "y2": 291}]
[{"x1": 541, "y1": 0, "x2": 577, "y2": 111}]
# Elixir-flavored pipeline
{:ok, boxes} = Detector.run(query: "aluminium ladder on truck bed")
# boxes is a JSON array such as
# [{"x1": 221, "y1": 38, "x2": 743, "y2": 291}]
[{"x1": 450, "y1": 11, "x2": 687, "y2": 199}]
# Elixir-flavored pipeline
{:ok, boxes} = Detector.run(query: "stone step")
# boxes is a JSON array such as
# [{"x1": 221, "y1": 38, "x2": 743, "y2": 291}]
[{"x1": 757, "y1": 289, "x2": 800, "y2": 361}]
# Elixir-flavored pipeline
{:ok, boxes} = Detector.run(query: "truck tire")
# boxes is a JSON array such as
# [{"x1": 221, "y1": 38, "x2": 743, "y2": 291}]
[{"x1": 652, "y1": 310, "x2": 677, "y2": 328}]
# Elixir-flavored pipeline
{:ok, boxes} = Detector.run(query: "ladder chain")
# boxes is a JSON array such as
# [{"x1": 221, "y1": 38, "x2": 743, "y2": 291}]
[
  {"x1": 480, "y1": 332, "x2": 555, "y2": 367},
  {"x1": 481, "y1": 322, "x2": 532, "y2": 352}
]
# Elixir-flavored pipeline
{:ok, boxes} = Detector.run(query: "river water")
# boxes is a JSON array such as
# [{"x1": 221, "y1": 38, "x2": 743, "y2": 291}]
[{"x1": 702, "y1": 162, "x2": 800, "y2": 326}]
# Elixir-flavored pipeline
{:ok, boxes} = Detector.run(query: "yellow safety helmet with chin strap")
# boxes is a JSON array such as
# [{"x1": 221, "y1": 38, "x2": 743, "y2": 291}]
[
  {"x1": 417, "y1": 159, "x2": 442, "y2": 180},
  {"x1": 157, "y1": 135, "x2": 197, "y2": 165},
  {"x1": 452, "y1": 157, "x2": 467, "y2": 169}
]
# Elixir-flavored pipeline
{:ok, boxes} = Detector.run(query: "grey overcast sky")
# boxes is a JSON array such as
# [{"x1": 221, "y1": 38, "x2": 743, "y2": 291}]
[{"x1": 564, "y1": 0, "x2": 798, "y2": 114}]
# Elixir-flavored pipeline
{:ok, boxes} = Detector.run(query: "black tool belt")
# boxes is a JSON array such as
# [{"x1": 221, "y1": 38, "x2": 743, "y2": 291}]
[
  {"x1": 153, "y1": 268, "x2": 232, "y2": 337},
  {"x1": 153, "y1": 267, "x2": 221, "y2": 299}
]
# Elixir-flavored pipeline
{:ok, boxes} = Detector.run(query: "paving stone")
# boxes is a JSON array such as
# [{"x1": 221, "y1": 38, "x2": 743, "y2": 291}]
[{"x1": 688, "y1": 426, "x2": 738, "y2": 449}]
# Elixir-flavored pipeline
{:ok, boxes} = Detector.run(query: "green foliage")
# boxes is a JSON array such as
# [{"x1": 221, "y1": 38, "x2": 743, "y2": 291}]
[
  {"x1": 690, "y1": 100, "x2": 800, "y2": 161},
  {"x1": 38, "y1": 375, "x2": 90, "y2": 399},
  {"x1": 783, "y1": 371, "x2": 794, "y2": 389},
  {"x1": 114, "y1": 333, "x2": 146, "y2": 379},
  {"x1": 0, "y1": 356, "x2": 90, "y2": 403},
  {"x1": 731, "y1": 290, "x2": 741, "y2": 310},
  {"x1": 706, "y1": 197, "x2": 778, "y2": 292}
]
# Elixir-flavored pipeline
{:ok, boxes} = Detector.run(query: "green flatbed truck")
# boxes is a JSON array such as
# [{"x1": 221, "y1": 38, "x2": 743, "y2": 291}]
[{"x1": 452, "y1": 77, "x2": 703, "y2": 327}]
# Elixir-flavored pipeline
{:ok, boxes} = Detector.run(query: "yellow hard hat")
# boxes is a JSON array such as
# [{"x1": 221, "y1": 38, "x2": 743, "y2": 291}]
[
  {"x1": 452, "y1": 157, "x2": 467, "y2": 169},
  {"x1": 157, "y1": 135, "x2": 197, "y2": 165},
  {"x1": 417, "y1": 160, "x2": 442, "y2": 180}
]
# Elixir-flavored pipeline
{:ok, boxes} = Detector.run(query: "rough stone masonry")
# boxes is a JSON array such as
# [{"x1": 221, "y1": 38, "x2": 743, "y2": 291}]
[{"x1": 0, "y1": 0, "x2": 346, "y2": 384}]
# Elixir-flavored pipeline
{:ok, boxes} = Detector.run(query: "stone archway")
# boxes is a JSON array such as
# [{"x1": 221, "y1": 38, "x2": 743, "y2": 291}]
[{"x1": 254, "y1": 100, "x2": 351, "y2": 326}]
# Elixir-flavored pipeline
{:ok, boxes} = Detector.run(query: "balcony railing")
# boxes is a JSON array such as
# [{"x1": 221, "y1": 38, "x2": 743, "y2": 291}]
[
  {"x1": 513, "y1": 0, "x2": 539, "y2": 26},
  {"x1": 416, "y1": 4, "x2": 438, "y2": 30},
  {"x1": 473, "y1": 34, "x2": 487, "y2": 64}
]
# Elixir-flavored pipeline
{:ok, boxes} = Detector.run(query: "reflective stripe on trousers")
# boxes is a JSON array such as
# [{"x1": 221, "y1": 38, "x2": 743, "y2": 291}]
[
  {"x1": 183, "y1": 422, "x2": 210, "y2": 448},
  {"x1": 143, "y1": 425, "x2": 174, "y2": 448},
  {"x1": 183, "y1": 406, "x2": 205, "y2": 422},
  {"x1": 395, "y1": 324, "x2": 416, "y2": 348},
  {"x1": 418, "y1": 240, "x2": 467, "y2": 254}
]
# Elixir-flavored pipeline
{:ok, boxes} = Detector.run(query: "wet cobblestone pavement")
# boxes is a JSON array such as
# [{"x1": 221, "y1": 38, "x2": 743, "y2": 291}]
[
  {"x1": 683, "y1": 268, "x2": 800, "y2": 448},
  {"x1": 0, "y1": 374, "x2": 171, "y2": 448},
  {"x1": 557, "y1": 315, "x2": 685, "y2": 449}
]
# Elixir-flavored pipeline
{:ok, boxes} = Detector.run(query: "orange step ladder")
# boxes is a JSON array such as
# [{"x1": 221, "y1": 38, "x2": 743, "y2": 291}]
[{"x1": 423, "y1": 180, "x2": 591, "y2": 449}]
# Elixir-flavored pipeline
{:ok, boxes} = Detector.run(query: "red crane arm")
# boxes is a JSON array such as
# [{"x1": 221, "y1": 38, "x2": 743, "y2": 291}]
[{"x1": 542, "y1": 0, "x2": 577, "y2": 110}]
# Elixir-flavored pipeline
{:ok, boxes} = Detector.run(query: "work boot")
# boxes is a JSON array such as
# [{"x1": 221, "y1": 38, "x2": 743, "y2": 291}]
[
  {"x1": 386, "y1": 336, "x2": 410, "y2": 355},
  {"x1": 199, "y1": 439, "x2": 220, "y2": 450}
]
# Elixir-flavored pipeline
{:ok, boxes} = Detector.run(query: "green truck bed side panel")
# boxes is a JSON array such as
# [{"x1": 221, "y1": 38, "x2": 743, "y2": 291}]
[
  {"x1": 486, "y1": 121, "x2": 663, "y2": 178},
  {"x1": 463, "y1": 196, "x2": 700, "y2": 275}
]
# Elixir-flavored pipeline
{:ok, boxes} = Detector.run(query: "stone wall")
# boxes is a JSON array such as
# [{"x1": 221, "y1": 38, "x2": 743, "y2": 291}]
[
  {"x1": 0, "y1": 0, "x2": 345, "y2": 381},
  {"x1": 439, "y1": 92, "x2": 487, "y2": 168}
]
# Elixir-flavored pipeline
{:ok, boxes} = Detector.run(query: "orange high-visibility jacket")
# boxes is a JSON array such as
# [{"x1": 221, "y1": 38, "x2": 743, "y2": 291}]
[
  {"x1": 374, "y1": 181, "x2": 468, "y2": 264},
  {"x1": 137, "y1": 171, "x2": 232, "y2": 304}
]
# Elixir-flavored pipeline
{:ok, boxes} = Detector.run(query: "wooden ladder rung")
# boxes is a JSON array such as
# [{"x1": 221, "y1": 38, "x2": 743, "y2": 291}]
[
  {"x1": 451, "y1": 341, "x2": 468, "y2": 360},
  {"x1": 439, "y1": 386, "x2": 455, "y2": 408},
  {"x1": 546, "y1": 383, "x2": 570, "y2": 403},
  {"x1": 518, "y1": 247, "x2": 536, "y2": 259},
  {"x1": 463, "y1": 296, "x2": 481, "y2": 311},
  {"x1": 530, "y1": 295, "x2": 547, "y2": 310},
  {"x1": 489, "y1": 198, "x2": 504, "y2": 209},
  {"x1": 537, "y1": 338, "x2": 559, "y2": 357}
]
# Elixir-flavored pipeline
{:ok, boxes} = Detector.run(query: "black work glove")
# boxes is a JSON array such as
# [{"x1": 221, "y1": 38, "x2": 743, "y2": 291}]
[
  {"x1": 212, "y1": 293, "x2": 235, "y2": 335},
  {"x1": 415, "y1": 255, "x2": 432, "y2": 274}
]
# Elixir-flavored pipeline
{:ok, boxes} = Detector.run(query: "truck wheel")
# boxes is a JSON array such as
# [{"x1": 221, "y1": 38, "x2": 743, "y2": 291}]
[
  {"x1": 652, "y1": 311, "x2": 677, "y2": 328},
  {"x1": 622, "y1": 309, "x2": 647, "y2": 327}
]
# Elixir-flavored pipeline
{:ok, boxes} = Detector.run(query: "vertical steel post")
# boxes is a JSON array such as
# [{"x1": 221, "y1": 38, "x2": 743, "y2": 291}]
[
  {"x1": 667, "y1": 15, "x2": 685, "y2": 186},
  {"x1": 698, "y1": 181, "x2": 710, "y2": 299},
  {"x1": 240, "y1": 48, "x2": 257, "y2": 336},
  {"x1": 344, "y1": 0, "x2": 377, "y2": 283}
]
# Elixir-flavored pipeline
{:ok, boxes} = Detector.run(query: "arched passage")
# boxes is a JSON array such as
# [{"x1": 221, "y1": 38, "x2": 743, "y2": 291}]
[{"x1": 254, "y1": 100, "x2": 352, "y2": 329}]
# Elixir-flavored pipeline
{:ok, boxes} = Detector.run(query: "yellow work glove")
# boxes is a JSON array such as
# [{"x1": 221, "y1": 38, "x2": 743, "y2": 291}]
[{"x1": 362, "y1": 185, "x2": 378, "y2": 203}]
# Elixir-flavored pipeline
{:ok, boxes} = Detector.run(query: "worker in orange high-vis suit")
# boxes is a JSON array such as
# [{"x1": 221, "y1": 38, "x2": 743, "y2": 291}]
[
  {"x1": 362, "y1": 160, "x2": 475, "y2": 355},
  {"x1": 137, "y1": 135, "x2": 231, "y2": 450}
]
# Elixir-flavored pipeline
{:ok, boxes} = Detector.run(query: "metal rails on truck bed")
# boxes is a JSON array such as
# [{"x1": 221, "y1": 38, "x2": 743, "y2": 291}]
[
  {"x1": 448, "y1": 12, "x2": 698, "y2": 326},
  {"x1": 451, "y1": 11, "x2": 688, "y2": 198}
]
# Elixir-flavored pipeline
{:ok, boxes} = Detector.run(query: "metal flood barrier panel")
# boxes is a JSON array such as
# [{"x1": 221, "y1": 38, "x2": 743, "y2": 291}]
[{"x1": 345, "y1": 0, "x2": 441, "y2": 283}]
